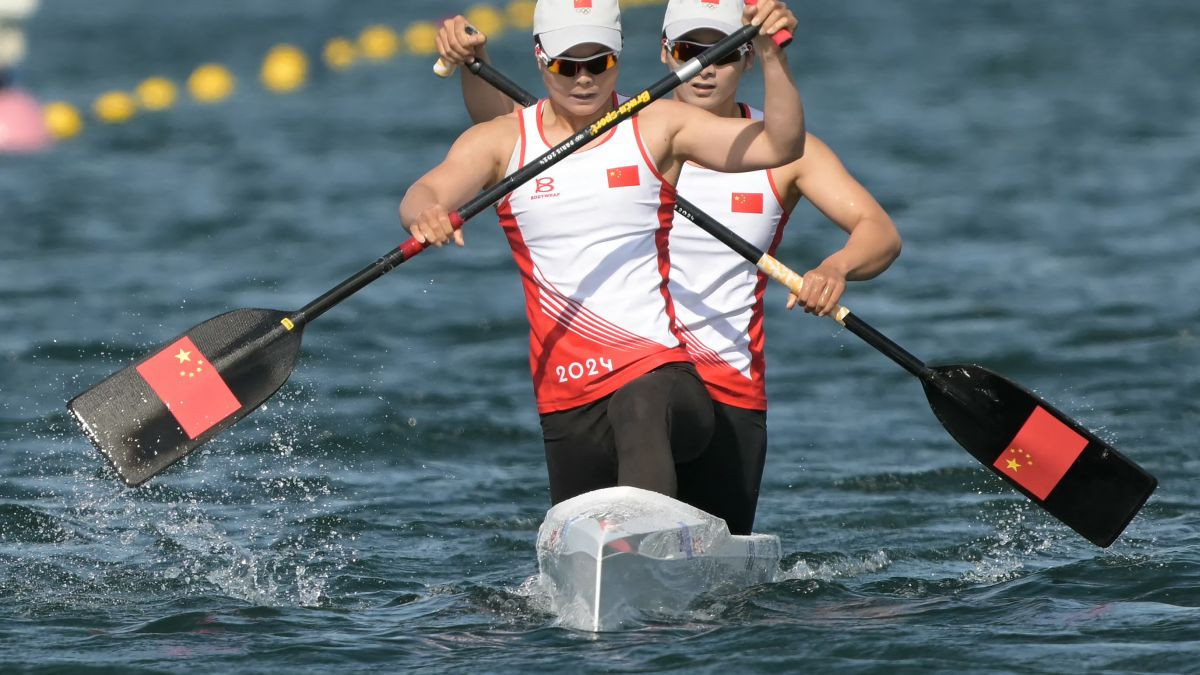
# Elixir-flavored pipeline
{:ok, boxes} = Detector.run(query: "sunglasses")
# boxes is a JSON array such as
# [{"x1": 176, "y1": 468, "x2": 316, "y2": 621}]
[
  {"x1": 665, "y1": 39, "x2": 752, "y2": 66},
  {"x1": 535, "y1": 46, "x2": 619, "y2": 77}
]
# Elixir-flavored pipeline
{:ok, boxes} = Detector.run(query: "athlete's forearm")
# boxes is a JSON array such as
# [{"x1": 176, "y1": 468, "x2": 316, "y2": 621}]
[
  {"x1": 398, "y1": 182, "x2": 442, "y2": 228},
  {"x1": 822, "y1": 216, "x2": 902, "y2": 281},
  {"x1": 459, "y1": 49, "x2": 519, "y2": 123},
  {"x1": 758, "y1": 46, "x2": 805, "y2": 163}
]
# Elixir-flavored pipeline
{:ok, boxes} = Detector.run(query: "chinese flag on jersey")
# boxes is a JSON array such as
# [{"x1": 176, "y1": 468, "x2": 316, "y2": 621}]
[
  {"x1": 731, "y1": 192, "x2": 764, "y2": 214},
  {"x1": 993, "y1": 406, "x2": 1088, "y2": 500},
  {"x1": 136, "y1": 336, "x2": 241, "y2": 439},
  {"x1": 701, "y1": 0, "x2": 721, "y2": 4},
  {"x1": 606, "y1": 165, "x2": 640, "y2": 188},
  {"x1": 574, "y1": 0, "x2": 591, "y2": 9}
]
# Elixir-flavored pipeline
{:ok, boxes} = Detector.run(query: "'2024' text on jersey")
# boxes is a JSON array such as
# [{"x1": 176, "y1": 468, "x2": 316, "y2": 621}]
[{"x1": 496, "y1": 100, "x2": 690, "y2": 413}]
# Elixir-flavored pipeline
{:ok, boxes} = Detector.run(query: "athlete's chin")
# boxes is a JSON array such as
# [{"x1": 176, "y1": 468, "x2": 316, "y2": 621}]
[
  {"x1": 561, "y1": 93, "x2": 605, "y2": 116},
  {"x1": 680, "y1": 88, "x2": 724, "y2": 109}
]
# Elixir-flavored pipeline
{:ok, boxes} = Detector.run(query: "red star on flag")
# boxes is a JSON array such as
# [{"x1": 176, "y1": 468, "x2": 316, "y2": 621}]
[{"x1": 606, "y1": 165, "x2": 640, "y2": 188}]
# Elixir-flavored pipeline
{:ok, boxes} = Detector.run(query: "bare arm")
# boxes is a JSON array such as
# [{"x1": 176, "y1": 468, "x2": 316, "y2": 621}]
[
  {"x1": 668, "y1": 1, "x2": 804, "y2": 173},
  {"x1": 398, "y1": 116, "x2": 515, "y2": 246},
  {"x1": 436, "y1": 16, "x2": 518, "y2": 124},
  {"x1": 786, "y1": 134, "x2": 902, "y2": 315}
]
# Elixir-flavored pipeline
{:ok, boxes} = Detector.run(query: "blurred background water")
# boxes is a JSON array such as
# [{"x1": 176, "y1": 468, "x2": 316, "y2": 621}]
[{"x1": 1, "y1": 0, "x2": 1198, "y2": 671}]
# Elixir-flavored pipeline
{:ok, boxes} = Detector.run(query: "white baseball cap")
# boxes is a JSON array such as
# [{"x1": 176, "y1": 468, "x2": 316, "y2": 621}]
[
  {"x1": 533, "y1": 0, "x2": 622, "y2": 58},
  {"x1": 662, "y1": 0, "x2": 743, "y2": 41}
]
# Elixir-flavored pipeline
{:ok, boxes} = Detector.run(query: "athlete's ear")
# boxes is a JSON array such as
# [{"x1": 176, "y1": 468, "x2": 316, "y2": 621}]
[{"x1": 659, "y1": 38, "x2": 669, "y2": 66}]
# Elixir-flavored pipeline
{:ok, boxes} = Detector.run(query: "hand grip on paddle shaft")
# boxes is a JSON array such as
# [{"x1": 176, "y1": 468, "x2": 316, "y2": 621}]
[
  {"x1": 756, "y1": 254, "x2": 848, "y2": 322},
  {"x1": 398, "y1": 211, "x2": 465, "y2": 259},
  {"x1": 747, "y1": 0, "x2": 793, "y2": 47},
  {"x1": 433, "y1": 25, "x2": 481, "y2": 77}
]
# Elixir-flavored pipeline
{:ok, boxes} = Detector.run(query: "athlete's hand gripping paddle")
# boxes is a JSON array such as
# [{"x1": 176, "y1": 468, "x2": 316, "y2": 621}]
[
  {"x1": 444, "y1": 58, "x2": 1157, "y2": 548},
  {"x1": 68, "y1": 22, "x2": 776, "y2": 488}
]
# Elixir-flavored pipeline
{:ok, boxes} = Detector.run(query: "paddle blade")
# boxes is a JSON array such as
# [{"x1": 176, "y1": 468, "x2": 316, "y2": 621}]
[
  {"x1": 922, "y1": 364, "x2": 1156, "y2": 547},
  {"x1": 68, "y1": 308, "x2": 303, "y2": 487}
]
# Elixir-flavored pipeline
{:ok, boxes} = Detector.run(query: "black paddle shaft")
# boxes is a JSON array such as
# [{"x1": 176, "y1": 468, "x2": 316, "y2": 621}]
[
  {"x1": 287, "y1": 25, "x2": 762, "y2": 331},
  {"x1": 457, "y1": 60, "x2": 1156, "y2": 546}
]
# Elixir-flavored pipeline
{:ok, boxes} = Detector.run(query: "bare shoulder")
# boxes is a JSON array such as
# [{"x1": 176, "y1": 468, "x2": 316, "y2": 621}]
[{"x1": 454, "y1": 112, "x2": 521, "y2": 159}]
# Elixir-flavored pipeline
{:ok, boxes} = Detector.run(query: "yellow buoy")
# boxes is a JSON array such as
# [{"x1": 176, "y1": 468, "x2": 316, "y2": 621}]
[
  {"x1": 135, "y1": 77, "x2": 177, "y2": 111},
  {"x1": 188, "y1": 64, "x2": 236, "y2": 103},
  {"x1": 507, "y1": 0, "x2": 536, "y2": 30},
  {"x1": 403, "y1": 22, "x2": 438, "y2": 56},
  {"x1": 359, "y1": 25, "x2": 400, "y2": 61},
  {"x1": 323, "y1": 37, "x2": 357, "y2": 71},
  {"x1": 93, "y1": 91, "x2": 136, "y2": 124},
  {"x1": 43, "y1": 101, "x2": 83, "y2": 140},
  {"x1": 261, "y1": 44, "x2": 309, "y2": 93},
  {"x1": 466, "y1": 5, "x2": 506, "y2": 39}
]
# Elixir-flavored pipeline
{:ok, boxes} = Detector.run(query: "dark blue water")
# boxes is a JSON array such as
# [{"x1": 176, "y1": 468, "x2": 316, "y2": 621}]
[{"x1": 3, "y1": 1, "x2": 1198, "y2": 671}]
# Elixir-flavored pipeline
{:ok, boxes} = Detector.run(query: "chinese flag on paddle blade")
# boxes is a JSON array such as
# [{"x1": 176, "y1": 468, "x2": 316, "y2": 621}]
[
  {"x1": 607, "y1": 165, "x2": 640, "y2": 188},
  {"x1": 135, "y1": 336, "x2": 241, "y2": 439},
  {"x1": 993, "y1": 406, "x2": 1088, "y2": 500},
  {"x1": 731, "y1": 192, "x2": 764, "y2": 214}
]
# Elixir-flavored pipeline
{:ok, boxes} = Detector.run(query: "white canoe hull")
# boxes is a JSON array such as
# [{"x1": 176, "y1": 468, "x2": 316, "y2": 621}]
[{"x1": 536, "y1": 486, "x2": 781, "y2": 631}]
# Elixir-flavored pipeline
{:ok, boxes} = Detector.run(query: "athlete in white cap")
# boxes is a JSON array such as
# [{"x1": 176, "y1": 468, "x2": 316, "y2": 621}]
[
  {"x1": 435, "y1": 0, "x2": 900, "y2": 533},
  {"x1": 657, "y1": 0, "x2": 900, "y2": 534},
  {"x1": 402, "y1": 0, "x2": 803, "y2": 508}
]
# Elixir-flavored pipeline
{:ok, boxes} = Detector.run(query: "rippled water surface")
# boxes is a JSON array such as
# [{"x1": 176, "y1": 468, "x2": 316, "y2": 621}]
[{"x1": 2, "y1": 1, "x2": 1199, "y2": 672}]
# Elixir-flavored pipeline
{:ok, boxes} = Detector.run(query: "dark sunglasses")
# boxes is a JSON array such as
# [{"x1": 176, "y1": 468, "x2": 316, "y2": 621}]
[
  {"x1": 535, "y1": 46, "x2": 619, "y2": 77},
  {"x1": 664, "y1": 39, "x2": 752, "y2": 66}
]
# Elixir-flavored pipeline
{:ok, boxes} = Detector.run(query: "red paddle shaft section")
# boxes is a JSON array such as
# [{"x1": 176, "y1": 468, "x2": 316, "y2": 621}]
[
  {"x1": 398, "y1": 211, "x2": 466, "y2": 261},
  {"x1": 746, "y1": 0, "x2": 793, "y2": 48}
]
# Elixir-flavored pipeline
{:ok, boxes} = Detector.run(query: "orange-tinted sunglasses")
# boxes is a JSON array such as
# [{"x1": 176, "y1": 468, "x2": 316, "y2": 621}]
[
  {"x1": 535, "y1": 45, "x2": 619, "y2": 77},
  {"x1": 664, "y1": 39, "x2": 752, "y2": 66}
]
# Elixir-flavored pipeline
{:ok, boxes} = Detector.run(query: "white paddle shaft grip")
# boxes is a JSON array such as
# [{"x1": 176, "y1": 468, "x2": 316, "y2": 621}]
[
  {"x1": 756, "y1": 253, "x2": 849, "y2": 325},
  {"x1": 433, "y1": 58, "x2": 456, "y2": 77}
]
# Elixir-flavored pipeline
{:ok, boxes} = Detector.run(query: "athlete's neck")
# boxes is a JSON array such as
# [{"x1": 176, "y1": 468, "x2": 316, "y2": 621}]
[{"x1": 711, "y1": 95, "x2": 743, "y2": 119}]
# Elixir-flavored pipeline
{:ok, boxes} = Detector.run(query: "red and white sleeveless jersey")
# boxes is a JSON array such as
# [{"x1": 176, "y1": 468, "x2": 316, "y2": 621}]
[
  {"x1": 670, "y1": 104, "x2": 791, "y2": 411},
  {"x1": 496, "y1": 100, "x2": 690, "y2": 413}
]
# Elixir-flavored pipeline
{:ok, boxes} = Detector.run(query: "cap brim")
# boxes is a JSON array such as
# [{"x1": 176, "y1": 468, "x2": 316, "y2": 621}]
[
  {"x1": 538, "y1": 26, "x2": 622, "y2": 58},
  {"x1": 663, "y1": 18, "x2": 739, "y2": 42}
]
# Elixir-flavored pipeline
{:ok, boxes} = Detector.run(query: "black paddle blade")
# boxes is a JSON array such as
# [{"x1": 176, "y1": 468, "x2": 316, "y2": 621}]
[
  {"x1": 922, "y1": 364, "x2": 1157, "y2": 547},
  {"x1": 68, "y1": 308, "x2": 303, "y2": 487}
]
